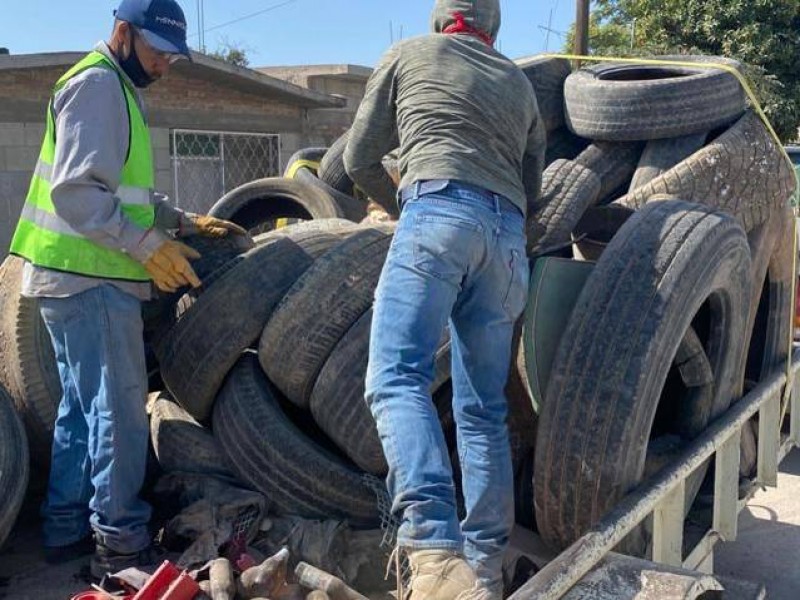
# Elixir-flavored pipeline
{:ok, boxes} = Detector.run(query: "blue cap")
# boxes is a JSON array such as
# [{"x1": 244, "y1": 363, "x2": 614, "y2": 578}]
[{"x1": 115, "y1": 0, "x2": 192, "y2": 59}]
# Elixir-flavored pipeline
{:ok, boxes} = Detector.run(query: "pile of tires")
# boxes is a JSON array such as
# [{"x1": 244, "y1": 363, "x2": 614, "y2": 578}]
[{"x1": 519, "y1": 55, "x2": 797, "y2": 552}]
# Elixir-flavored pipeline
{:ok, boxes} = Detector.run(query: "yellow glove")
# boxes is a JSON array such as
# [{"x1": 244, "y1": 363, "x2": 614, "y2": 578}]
[
  {"x1": 144, "y1": 240, "x2": 202, "y2": 293},
  {"x1": 180, "y1": 213, "x2": 248, "y2": 238}
]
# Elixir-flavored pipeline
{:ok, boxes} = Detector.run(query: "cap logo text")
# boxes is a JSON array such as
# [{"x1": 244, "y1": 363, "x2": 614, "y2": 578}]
[{"x1": 155, "y1": 16, "x2": 187, "y2": 31}]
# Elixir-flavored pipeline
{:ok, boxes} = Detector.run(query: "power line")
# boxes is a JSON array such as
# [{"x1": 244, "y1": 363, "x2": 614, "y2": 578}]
[{"x1": 189, "y1": 0, "x2": 300, "y2": 39}]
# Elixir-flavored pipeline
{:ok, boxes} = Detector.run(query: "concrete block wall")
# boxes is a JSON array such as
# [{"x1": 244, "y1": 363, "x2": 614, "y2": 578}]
[
  {"x1": 0, "y1": 122, "x2": 43, "y2": 256},
  {"x1": 0, "y1": 123, "x2": 176, "y2": 260}
]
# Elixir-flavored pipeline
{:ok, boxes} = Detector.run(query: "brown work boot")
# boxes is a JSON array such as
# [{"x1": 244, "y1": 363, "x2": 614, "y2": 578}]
[{"x1": 407, "y1": 549, "x2": 478, "y2": 600}]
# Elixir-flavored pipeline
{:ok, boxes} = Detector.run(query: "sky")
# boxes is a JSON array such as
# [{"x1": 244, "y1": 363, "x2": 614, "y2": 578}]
[{"x1": 1, "y1": 1, "x2": 576, "y2": 68}]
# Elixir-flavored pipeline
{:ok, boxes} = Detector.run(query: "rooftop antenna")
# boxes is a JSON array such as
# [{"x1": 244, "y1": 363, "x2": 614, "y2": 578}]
[{"x1": 196, "y1": 0, "x2": 206, "y2": 52}]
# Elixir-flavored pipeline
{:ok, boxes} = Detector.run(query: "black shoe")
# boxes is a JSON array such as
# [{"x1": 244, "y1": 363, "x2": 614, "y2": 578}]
[
  {"x1": 90, "y1": 542, "x2": 166, "y2": 580},
  {"x1": 44, "y1": 535, "x2": 95, "y2": 565}
]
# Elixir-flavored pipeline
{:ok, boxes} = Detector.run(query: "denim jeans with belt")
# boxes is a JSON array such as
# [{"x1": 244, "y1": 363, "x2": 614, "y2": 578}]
[
  {"x1": 39, "y1": 283, "x2": 152, "y2": 553},
  {"x1": 366, "y1": 180, "x2": 530, "y2": 590}
]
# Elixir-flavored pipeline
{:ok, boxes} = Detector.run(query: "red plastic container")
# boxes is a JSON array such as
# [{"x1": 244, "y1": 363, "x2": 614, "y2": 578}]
[
  {"x1": 71, "y1": 593, "x2": 132, "y2": 600},
  {"x1": 132, "y1": 561, "x2": 200, "y2": 600}
]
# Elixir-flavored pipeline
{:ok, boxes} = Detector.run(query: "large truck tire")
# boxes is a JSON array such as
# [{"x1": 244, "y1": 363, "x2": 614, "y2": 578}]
[
  {"x1": 157, "y1": 228, "x2": 346, "y2": 422},
  {"x1": 0, "y1": 385, "x2": 28, "y2": 548},
  {"x1": 534, "y1": 201, "x2": 751, "y2": 550},
  {"x1": 213, "y1": 354, "x2": 379, "y2": 527},
  {"x1": 259, "y1": 225, "x2": 394, "y2": 407},
  {"x1": 564, "y1": 57, "x2": 746, "y2": 141},
  {"x1": 0, "y1": 256, "x2": 60, "y2": 465},
  {"x1": 617, "y1": 112, "x2": 796, "y2": 232}
]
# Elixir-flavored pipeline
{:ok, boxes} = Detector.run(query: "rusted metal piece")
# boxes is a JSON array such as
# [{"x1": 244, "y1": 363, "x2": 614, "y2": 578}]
[
  {"x1": 561, "y1": 553, "x2": 723, "y2": 599},
  {"x1": 509, "y1": 349, "x2": 800, "y2": 599}
]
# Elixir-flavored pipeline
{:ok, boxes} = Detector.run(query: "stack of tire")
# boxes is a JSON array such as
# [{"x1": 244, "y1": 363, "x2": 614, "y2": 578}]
[
  {"x1": 518, "y1": 54, "x2": 797, "y2": 553},
  {"x1": 206, "y1": 131, "x2": 397, "y2": 236}
]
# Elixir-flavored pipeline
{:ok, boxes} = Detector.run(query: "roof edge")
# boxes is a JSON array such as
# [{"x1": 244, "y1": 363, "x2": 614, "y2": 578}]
[{"x1": 0, "y1": 51, "x2": 345, "y2": 109}]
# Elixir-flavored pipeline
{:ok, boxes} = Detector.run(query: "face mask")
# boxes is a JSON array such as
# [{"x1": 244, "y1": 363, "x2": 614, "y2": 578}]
[{"x1": 119, "y1": 38, "x2": 156, "y2": 88}]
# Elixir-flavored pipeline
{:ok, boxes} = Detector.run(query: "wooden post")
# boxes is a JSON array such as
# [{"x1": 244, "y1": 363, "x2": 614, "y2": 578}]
[{"x1": 575, "y1": 0, "x2": 590, "y2": 62}]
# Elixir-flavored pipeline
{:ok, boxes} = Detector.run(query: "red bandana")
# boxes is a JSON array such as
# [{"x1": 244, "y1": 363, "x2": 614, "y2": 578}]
[{"x1": 442, "y1": 11, "x2": 494, "y2": 46}]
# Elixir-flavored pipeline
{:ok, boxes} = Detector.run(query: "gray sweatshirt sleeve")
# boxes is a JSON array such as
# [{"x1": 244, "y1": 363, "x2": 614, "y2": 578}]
[
  {"x1": 522, "y1": 112, "x2": 546, "y2": 213},
  {"x1": 344, "y1": 47, "x2": 401, "y2": 216},
  {"x1": 49, "y1": 68, "x2": 167, "y2": 263}
]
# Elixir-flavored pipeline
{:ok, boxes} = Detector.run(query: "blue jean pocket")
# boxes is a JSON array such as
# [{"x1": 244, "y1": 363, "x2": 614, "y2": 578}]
[{"x1": 413, "y1": 213, "x2": 483, "y2": 282}]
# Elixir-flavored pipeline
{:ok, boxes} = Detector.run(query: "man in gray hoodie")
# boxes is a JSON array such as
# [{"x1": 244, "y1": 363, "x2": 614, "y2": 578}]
[{"x1": 345, "y1": 1, "x2": 544, "y2": 598}]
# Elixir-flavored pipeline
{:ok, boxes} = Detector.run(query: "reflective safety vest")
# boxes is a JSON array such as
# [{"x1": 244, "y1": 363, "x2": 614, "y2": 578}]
[{"x1": 10, "y1": 51, "x2": 155, "y2": 281}]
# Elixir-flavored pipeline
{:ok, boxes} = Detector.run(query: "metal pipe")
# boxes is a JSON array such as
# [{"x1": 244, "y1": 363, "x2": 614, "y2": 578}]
[{"x1": 509, "y1": 356, "x2": 797, "y2": 599}]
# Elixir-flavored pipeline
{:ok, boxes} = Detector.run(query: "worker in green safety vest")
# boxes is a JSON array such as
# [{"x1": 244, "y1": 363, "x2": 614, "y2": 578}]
[{"x1": 9, "y1": 0, "x2": 245, "y2": 579}]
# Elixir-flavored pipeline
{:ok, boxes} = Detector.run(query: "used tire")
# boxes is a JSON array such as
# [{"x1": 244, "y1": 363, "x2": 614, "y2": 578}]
[
  {"x1": 515, "y1": 56, "x2": 572, "y2": 133},
  {"x1": 309, "y1": 308, "x2": 452, "y2": 475},
  {"x1": 208, "y1": 177, "x2": 345, "y2": 233},
  {"x1": 294, "y1": 167, "x2": 368, "y2": 222},
  {"x1": 157, "y1": 227, "x2": 347, "y2": 422},
  {"x1": 0, "y1": 256, "x2": 60, "y2": 465},
  {"x1": 564, "y1": 56, "x2": 746, "y2": 141},
  {"x1": 629, "y1": 132, "x2": 708, "y2": 192},
  {"x1": 739, "y1": 207, "x2": 794, "y2": 477},
  {"x1": 213, "y1": 354, "x2": 379, "y2": 526},
  {"x1": 545, "y1": 128, "x2": 590, "y2": 167},
  {"x1": 282, "y1": 147, "x2": 328, "y2": 177},
  {"x1": 260, "y1": 225, "x2": 395, "y2": 407},
  {"x1": 617, "y1": 111, "x2": 796, "y2": 232},
  {"x1": 528, "y1": 160, "x2": 601, "y2": 255},
  {"x1": 571, "y1": 204, "x2": 634, "y2": 261},
  {"x1": 143, "y1": 234, "x2": 255, "y2": 354},
  {"x1": 319, "y1": 131, "x2": 355, "y2": 196},
  {"x1": 148, "y1": 392, "x2": 235, "y2": 480},
  {"x1": 0, "y1": 385, "x2": 28, "y2": 548},
  {"x1": 534, "y1": 201, "x2": 751, "y2": 550},
  {"x1": 573, "y1": 142, "x2": 644, "y2": 203}
]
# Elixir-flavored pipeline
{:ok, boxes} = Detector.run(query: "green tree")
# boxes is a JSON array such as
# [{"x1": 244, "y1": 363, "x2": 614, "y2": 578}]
[
  {"x1": 208, "y1": 40, "x2": 250, "y2": 68},
  {"x1": 570, "y1": 0, "x2": 800, "y2": 140}
]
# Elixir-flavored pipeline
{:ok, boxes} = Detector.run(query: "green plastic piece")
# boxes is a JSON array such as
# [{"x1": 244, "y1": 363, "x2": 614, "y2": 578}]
[{"x1": 523, "y1": 257, "x2": 595, "y2": 415}]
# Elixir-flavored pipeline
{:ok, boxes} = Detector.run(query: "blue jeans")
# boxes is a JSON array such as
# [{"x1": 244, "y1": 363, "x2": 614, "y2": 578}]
[
  {"x1": 366, "y1": 181, "x2": 529, "y2": 589},
  {"x1": 39, "y1": 284, "x2": 152, "y2": 553}
]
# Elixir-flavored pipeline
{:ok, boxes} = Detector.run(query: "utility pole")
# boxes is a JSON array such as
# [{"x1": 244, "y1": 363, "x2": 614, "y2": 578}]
[{"x1": 575, "y1": 0, "x2": 590, "y2": 58}]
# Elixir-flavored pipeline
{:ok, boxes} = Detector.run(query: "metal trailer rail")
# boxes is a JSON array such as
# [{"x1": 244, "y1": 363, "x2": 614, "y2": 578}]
[{"x1": 509, "y1": 347, "x2": 800, "y2": 599}]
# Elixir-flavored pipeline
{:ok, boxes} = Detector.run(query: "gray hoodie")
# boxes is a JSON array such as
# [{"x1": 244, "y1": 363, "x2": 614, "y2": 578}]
[{"x1": 344, "y1": 0, "x2": 544, "y2": 216}]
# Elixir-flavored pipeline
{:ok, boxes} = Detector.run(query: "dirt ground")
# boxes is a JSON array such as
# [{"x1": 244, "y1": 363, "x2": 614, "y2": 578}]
[
  {"x1": 0, "y1": 476, "x2": 393, "y2": 600},
  {"x1": 3, "y1": 452, "x2": 800, "y2": 599}
]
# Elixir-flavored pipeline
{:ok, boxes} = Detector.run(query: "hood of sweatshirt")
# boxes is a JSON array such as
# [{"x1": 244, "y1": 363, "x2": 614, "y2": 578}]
[{"x1": 430, "y1": 0, "x2": 501, "y2": 42}]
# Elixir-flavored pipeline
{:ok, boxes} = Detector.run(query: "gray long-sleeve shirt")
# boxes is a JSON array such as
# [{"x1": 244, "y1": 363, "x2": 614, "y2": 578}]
[
  {"x1": 21, "y1": 42, "x2": 183, "y2": 300},
  {"x1": 343, "y1": 30, "x2": 544, "y2": 217}
]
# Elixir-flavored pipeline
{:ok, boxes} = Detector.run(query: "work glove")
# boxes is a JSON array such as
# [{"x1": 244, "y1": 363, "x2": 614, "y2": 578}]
[
  {"x1": 144, "y1": 240, "x2": 202, "y2": 293},
  {"x1": 179, "y1": 213, "x2": 248, "y2": 238}
]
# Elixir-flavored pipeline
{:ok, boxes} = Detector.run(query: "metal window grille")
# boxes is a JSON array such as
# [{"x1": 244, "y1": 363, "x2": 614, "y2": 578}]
[{"x1": 171, "y1": 129, "x2": 281, "y2": 214}]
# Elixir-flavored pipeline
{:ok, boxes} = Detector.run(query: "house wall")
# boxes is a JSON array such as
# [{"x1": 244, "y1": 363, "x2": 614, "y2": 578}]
[{"x1": 0, "y1": 64, "x2": 333, "y2": 257}]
